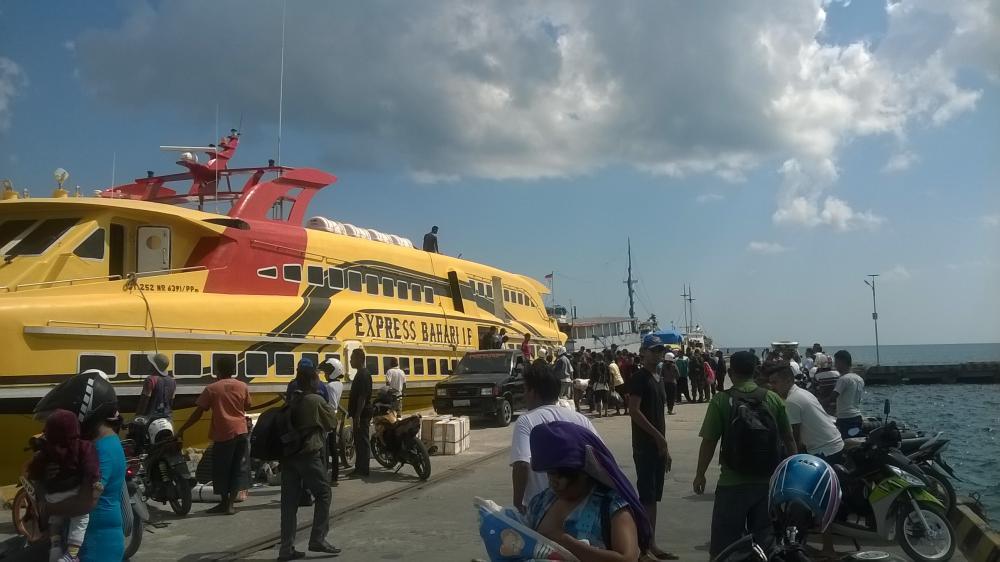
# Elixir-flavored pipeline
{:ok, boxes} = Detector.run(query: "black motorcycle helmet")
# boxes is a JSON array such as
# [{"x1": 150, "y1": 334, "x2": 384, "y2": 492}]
[{"x1": 34, "y1": 369, "x2": 121, "y2": 434}]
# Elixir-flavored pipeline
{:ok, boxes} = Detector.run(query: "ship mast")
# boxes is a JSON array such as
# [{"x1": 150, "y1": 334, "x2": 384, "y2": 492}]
[
  {"x1": 681, "y1": 284, "x2": 695, "y2": 334},
  {"x1": 625, "y1": 238, "x2": 638, "y2": 332}
]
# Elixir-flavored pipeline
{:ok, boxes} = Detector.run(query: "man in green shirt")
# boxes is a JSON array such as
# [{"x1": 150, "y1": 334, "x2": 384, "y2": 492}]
[
  {"x1": 675, "y1": 351, "x2": 691, "y2": 403},
  {"x1": 693, "y1": 351, "x2": 795, "y2": 558}
]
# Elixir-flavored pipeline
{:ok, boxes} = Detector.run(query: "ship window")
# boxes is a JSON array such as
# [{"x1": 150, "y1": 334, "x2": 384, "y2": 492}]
[
  {"x1": 211, "y1": 353, "x2": 238, "y2": 377},
  {"x1": 382, "y1": 356, "x2": 396, "y2": 373},
  {"x1": 79, "y1": 353, "x2": 116, "y2": 378},
  {"x1": 307, "y1": 265, "x2": 325, "y2": 286},
  {"x1": 109, "y1": 224, "x2": 125, "y2": 278},
  {"x1": 439, "y1": 359, "x2": 450, "y2": 375},
  {"x1": 257, "y1": 266, "x2": 278, "y2": 279},
  {"x1": 503, "y1": 289, "x2": 510, "y2": 302},
  {"x1": 365, "y1": 274, "x2": 379, "y2": 295},
  {"x1": 397, "y1": 281, "x2": 409, "y2": 300},
  {"x1": 300, "y1": 352, "x2": 319, "y2": 368},
  {"x1": 128, "y1": 353, "x2": 154, "y2": 378},
  {"x1": 365, "y1": 355, "x2": 379, "y2": 375},
  {"x1": 424, "y1": 287, "x2": 434, "y2": 303},
  {"x1": 72, "y1": 228, "x2": 106, "y2": 260},
  {"x1": 283, "y1": 264, "x2": 301, "y2": 283},
  {"x1": 428, "y1": 359, "x2": 438, "y2": 375},
  {"x1": 328, "y1": 267, "x2": 345, "y2": 289},
  {"x1": 486, "y1": 285, "x2": 493, "y2": 299},
  {"x1": 411, "y1": 284, "x2": 422, "y2": 302},
  {"x1": 347, "y1": 271, "x2": 363, "y2": 292},
  {"x1": 382, "y1": 278, "x2": 395, "y2": 297},
  {"x1": 8, "y1": 217, "x2": 78, "y2": 257},
  {"x1": 517, "y1": 293, "x2": 524, "y2": 305},
  {"x1": 451, "y1": 359, "x2": 457, "y2": 373},
  {"x1": 274, "y1": 352, "x2": 295, "y2": 376},
  {"x1": 414, "y1": 358, "x2": 425, "y2": 376},
  {"x1": 173, "y1": 353, "x2": 202, "y2": 377},
  {"x1": 0, "y1": 219, "x2": 36, "y2": 250},
  {"x1": 243, "y1": 352, "x2": 267, "y2": 377},
  {"x1": 399, "y1": 357, "x2": 410, "y2": 374}
]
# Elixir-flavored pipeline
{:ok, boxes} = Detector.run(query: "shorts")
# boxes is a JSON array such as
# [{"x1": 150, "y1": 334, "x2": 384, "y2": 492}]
[{"x1": 633, "y1": 447, "x2": 665, "y2": 503}]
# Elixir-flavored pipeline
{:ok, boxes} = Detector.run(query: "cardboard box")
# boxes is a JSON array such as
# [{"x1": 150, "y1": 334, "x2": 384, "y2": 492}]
[
  {"x1": 434, "y1": 417, "x2": 472, "y2": 455},
  {"x1": 421, "y1": 416, "x2": 444, "y2": 447}
]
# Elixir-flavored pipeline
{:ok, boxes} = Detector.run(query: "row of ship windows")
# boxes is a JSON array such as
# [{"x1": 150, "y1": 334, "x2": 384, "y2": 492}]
[
  {"x1": 259, "y1": 264, "x2": 437, "y2": 304},
  {"x1": 77, "y1": 351, "x2": 457, "y2": 379},
  {"x1": 470, "y1": 280, "x2": 534, "y2": 308}
]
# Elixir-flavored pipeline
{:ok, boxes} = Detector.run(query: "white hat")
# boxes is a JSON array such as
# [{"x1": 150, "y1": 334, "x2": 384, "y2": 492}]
[
  {"x1": 147, "y1": 352, "x2": 169, "y2": 376},
  {"x1": 538, "y1": 347, "x2": 549, "y2": 358},
  {"x1": 555, "y1": 346, "x2": 567, "y2": 356},
  {"x1": 664, "y1": 352, "x2": 676, "y2": 362},
  {"x1": 814, "y1": 353, "x2": 832, "y2": 369}
]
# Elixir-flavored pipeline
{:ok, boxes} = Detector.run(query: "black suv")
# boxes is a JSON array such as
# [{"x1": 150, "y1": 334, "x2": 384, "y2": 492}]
[{"x1": 432, "y1": 350, "x2": 527, "y2": 427}]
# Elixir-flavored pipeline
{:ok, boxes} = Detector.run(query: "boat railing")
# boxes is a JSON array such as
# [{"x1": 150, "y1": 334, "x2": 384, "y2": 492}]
[
  {"x1": 1, "y1": 265, "x2": 210, "y2": 293},
  {"x1": 0, "y1": 274, "x2": 124, "y2": 293},
  {"x1": 39, "y1": 320, "x2": 338, "y2": 343}
]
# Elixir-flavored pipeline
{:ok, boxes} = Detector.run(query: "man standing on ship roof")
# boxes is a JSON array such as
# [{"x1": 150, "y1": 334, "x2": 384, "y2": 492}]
[{"x1": 422, "y1": 226, "x2": 439, "y2": 253}]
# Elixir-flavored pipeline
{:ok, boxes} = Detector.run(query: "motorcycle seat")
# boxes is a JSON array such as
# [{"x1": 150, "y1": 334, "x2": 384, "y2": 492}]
[{"x1": 898, "y1": 437, "x2": 932, "y2": 453}]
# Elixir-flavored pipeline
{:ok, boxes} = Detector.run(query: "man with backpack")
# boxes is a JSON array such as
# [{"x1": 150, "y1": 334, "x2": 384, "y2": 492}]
[
  {"x1": 277, "y1": 359, "x2": 340, "y2": 560},
  {"x1": 693, "y1": 351, "x2": 795, "y2": 558}
]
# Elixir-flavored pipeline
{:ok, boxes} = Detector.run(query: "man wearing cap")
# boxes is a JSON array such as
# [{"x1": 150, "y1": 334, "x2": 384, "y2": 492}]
[
  {"x1": 286, "y1": 359, "x2": 332, "y2": 403},
  {"x1": 660, "y1": 353, "x2": 679, "y2": 416},
  {"x1": 135, "y1": 352, "x2": 176, "y2": 425},
  {"x1": 630, "y1": 334, "x2": 676, "y2": 560},
  {"x1": 319, "y1": 358, "x2": 346, "y2": 483}
]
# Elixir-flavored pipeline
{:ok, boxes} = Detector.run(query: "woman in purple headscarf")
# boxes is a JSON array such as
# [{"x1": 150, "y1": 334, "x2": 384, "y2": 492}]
[{"x1": 526, "y1": 421, "x2": 651, "y2": 562}]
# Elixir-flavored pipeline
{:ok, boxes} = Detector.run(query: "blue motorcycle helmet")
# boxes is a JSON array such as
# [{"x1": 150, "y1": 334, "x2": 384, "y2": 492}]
[{"x1": 769, "y1": 454, "x2": 842, "y2": 532}]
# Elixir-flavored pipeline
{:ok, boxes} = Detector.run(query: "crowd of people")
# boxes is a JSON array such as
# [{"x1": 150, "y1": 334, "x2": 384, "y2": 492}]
[{"x1": 504, "y1": 338, "x2": 866, "y2": 562}]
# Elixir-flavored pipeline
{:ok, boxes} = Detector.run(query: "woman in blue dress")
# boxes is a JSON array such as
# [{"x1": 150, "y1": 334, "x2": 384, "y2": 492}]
[
  {"x1": 526, "y1": 421, "x2": 651, "y2": 562},
  {"x1": 38, "y1": 371, "x2": 127, "y2": 562}
]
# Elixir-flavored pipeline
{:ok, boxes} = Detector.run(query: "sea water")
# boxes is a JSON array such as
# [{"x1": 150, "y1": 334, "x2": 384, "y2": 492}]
[{"x1": 863, "y1": 384, "x2": 1000, "y2": 522}]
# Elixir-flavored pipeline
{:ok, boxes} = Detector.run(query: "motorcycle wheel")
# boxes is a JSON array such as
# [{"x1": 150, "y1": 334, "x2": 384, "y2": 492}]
[
  {"x1": 168, "y1": 474, "x2": 192, "y2": 516},
  {"x1": 410, "y1": 439, "x2": 432, "y2": 481},
  {"x1": 370, "y1": 436, "x2": 396, "y2": 469},
  {"x1": 123, "y1": 506, "x2": 144, "y2": 560},
  {"x1": 11, "y1": 489, "x2": 43, "y2": 542},
  {"x1": 339, "y1": 424, "x2": 355, "y2": 468},
  {"x1": 921, "y1": 468, "x2": 956, "y2": 516},
  {"x1": 896, "y1": 502, "x2": 955, "y2": 562}
]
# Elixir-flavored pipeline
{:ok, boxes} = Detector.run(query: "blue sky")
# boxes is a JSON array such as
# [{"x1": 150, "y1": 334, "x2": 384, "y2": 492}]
[{"x1": 1, "y1": 0, "x2": 997, "y2": 346}]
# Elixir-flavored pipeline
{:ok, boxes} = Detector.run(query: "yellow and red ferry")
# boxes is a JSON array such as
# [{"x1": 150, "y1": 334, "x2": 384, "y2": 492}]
[{"x1": 0, "y1": 131, "x2": 563, "y2": 481}]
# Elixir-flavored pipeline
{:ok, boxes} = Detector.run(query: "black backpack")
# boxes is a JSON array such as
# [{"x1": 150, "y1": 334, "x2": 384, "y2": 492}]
[
  {"x1": 250, "y1": 394, "x2": 305, "y2": 461},
  {"x1": 720, "y1": 387, "x2": 782, "y2": 477}
]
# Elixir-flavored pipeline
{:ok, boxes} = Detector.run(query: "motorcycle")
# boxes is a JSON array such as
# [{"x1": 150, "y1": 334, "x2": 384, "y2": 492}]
[
  {"x1": 830, "y1": 401, "x2": 956, "y2": 562},
  {"x1": 126, "y1": 417, "x2": 193, "y2": 516},
  {"x1": 121, "y1": 439, "x2": 150, "y2": 560},
  {"x1": 369, "y1": 388, "x2": 432, "y2": 480}
]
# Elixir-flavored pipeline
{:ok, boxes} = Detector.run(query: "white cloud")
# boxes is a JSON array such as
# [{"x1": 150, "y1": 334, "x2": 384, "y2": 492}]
[
  {"x1": 982, "y1": 214, "x2": 1000, "y2": 228},
  {"x1": 747, "y1": 241, "x2": 790, "y2": 254},
  {"x1": 882, "y1": 151, "x2": 918, "y2": 173},
  {"x1": 0, "y1": 57, "x2": 26, "y2": 131},
  {"x1": 695, "y1": 193, "x2": 724, "y2": 204},
  {"x1": 881, "y1": 264, "x2": 911, "y2": 281},
  {"x1": 63, "y1": 40, "x2": 76, "y2": 52},
  {"x1": 70, "y1": 0, "x2": 996, "y2": 225},
  {"x1": 410, "y1": 170, "x2": 459, "y2": 184}
]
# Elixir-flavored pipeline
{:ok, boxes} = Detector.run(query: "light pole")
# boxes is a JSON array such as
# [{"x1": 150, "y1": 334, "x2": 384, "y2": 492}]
[{"x1": 864, "y1": 274, "x2": 880, "y2": 365}]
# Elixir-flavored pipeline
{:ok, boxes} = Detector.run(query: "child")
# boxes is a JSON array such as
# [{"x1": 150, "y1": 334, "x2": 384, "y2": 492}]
[{"x1": 28, "y1": 409, "x2": 100, "y2": 562}]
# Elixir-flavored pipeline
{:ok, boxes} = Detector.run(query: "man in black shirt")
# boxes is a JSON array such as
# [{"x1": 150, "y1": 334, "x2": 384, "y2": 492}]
[
  {"x1": 629, "y1": 334, "x2": 675, "y2": 560},
  {"x1": 422, "y1": 226, "x2": 439, "y2": 253},
  {"x1": 347, "y1": 348, "x2": 373, "y2": 477}
]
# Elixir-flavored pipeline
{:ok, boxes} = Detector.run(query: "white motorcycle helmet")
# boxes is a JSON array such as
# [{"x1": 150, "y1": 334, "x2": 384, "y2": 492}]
[{"x1": 147, "y1": 417, "x2": 174, "y2": 444}]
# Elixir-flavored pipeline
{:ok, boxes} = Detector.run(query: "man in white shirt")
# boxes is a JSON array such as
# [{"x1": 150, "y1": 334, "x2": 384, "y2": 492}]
[
  {"x1": 320, "y1": 358, "x2": 346, "y2": 483},
  {"x1": 384, "y1": 357, "x2": 406, "y2": 415},
  {"x1": 510, "y1": 361, "x2": 597, "y2": 513},
  {"x1": 827, "y1": 350, "x2": 865, "y2": 439},
  {"x1": 767, "y1": 364, "x2": 845, "y2": 463}
]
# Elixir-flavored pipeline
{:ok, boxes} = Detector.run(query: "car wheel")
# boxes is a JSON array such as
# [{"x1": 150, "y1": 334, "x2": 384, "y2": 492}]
[{"x1": 495, "y1": 398, "x2": 513, "y2": 427}]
